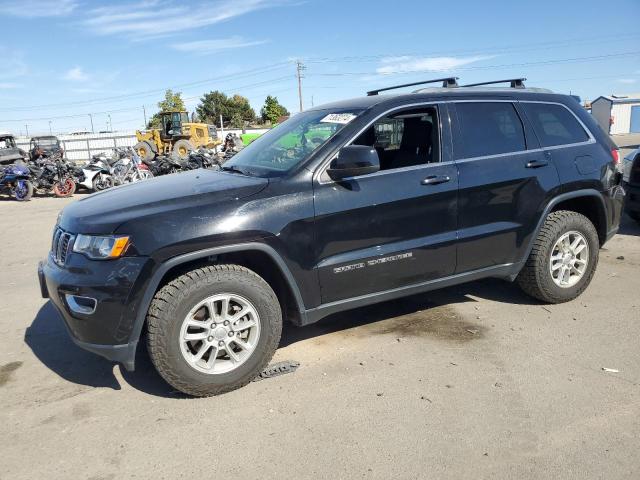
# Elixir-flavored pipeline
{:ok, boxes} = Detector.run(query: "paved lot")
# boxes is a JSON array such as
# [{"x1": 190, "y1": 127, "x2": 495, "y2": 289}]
[{"x1": 1, "y1": 193, "x2": 639, "y2": 480}]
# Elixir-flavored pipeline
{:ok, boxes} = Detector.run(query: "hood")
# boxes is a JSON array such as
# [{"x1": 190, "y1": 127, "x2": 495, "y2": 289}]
[{"x1": 59, "y1": 169, "x2": 268, "y2": 234}]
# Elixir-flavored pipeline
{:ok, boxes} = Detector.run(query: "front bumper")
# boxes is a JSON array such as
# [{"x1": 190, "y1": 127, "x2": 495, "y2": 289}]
[{"x1": 38, "y1": 252, "x2": 150, "y2": 371}]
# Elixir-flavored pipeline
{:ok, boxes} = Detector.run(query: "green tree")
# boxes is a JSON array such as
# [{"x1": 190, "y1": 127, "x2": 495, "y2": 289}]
[
  {"x1": 147, "y1": 89, "x2": 186, "y2": 128},
  {"x1": 196, "y1": 91, "x2": 256, "y2": 127},
  {"x1": 260, "y1": 96, "x2": 289, "y2": 125}
]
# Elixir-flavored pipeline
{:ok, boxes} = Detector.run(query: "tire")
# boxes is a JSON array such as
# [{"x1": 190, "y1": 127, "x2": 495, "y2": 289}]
[
  {"x1": 171, "y1": 140, "x2": 194, "y2": 161},
  {"x1": 92, "y1": 174, "x2": 114, "y2": 191},
  {"x1": 147, "y1": 265, "x2": 282, "y2": 397},
  {"x1": 14, "y1": 180, "x2": 33, "y2": 201},
  {"x1": 53, "y1": 177, "x2": 76, "y2": 197},
  {"x1": 134, "y1": 141, "x2": 157, "y2": 162},
  {"x1": 516, "y1": 210, "x2": 599, "y2": 303},
  {"x1": 628, "y1": 211, "x2": 640, "y2": 224}
]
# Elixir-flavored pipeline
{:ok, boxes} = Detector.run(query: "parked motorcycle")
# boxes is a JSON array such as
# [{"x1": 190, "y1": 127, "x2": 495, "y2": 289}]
[
  {"x1": 29, "y1": 153, "x2": 76, "y2": 197},
  {"x1": 77, "y1": 152, "x2": 116, "y2": 191},
  {"x1": 0, "y1": 163, "x2": 33, "y2": 201},
  {"x1": 112, "y1": 148, "x2": 154, "y2": 185},
  {"x1": 142, "y1": 155, "x2": 182, "y2": 177},
  {"x1": 186, "y1": 148, "x2": 220, "y2": 170},
  {"x1": 219, "y1": 133, "x2": 244, "y2": 162}
]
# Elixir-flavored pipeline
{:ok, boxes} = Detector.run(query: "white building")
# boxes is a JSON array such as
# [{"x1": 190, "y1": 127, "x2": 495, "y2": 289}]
[{"x1": 591, "y1": 94, "x2": 640, "y2": 135}]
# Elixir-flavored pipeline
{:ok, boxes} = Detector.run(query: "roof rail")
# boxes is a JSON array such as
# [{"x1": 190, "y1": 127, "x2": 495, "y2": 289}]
[
  {"x1": 462, "y1": 78, "x2": 527, "y2": 89},
  {"x1": 367, "y1": 77, "x2": 459, "y2": 96}
]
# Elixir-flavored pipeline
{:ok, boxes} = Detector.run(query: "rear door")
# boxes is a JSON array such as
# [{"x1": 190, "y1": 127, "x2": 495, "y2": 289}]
[
  {"x1": 313, "y1": 104, "x2": 458, "y2": 304},
  {"x1": 451, "y1": 100, "x2": 560, "y2": 272}
]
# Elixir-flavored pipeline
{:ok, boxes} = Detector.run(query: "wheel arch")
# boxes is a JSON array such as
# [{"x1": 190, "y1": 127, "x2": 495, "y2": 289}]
[
  {"x1": 129, "y1": 243, "x2": 308, "y2": 349},
  {"x1": 519, "y1": 189, "x2": 608, "y2": 271}
]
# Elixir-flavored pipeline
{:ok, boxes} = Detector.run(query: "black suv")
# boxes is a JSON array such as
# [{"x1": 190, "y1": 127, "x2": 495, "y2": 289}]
[{"x1": 38, "y1": 78, "x2": 624, "y2": 397}]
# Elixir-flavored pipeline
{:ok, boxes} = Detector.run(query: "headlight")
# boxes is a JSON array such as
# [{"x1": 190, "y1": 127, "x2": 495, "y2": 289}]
[{"x1": 73, "y1": 234, "x2": 130, "y2": 259}]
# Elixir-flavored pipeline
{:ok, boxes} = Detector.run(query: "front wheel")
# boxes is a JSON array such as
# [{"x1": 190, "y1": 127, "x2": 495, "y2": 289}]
[
  {"x1": 147, "y1": 265, "x2": 282, "y2": 397},
  {"x1": 516, "y1": 210, "x2": 599, "y2": 303},
  {"x1": 14, "y1": 180, "x2": 33, "y2": 201},
  {"x1": 53, "y1": 177, "x2": 76, "y2": 197},
  {"x1": 92, "y1": 174, "x2": 114, "y2": 191}
]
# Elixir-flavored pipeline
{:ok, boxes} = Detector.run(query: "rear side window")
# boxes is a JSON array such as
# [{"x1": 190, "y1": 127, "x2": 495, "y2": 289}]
[
  {"x1": 522, "y1": 103, "x2": 589, "y2": 147},
  {"x1": 454, "y1": 102, "x2": 526, "y2": 158}
]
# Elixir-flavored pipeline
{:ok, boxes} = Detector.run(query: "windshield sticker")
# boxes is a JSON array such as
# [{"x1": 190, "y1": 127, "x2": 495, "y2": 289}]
[{"x1": 320, "y1": 113, "x2": 357, "y2": 124}]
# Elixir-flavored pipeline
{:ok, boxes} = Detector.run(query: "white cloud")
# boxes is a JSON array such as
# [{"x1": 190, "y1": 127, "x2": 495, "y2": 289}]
[
  {"x1": 63, "y1": 66, "x2": 89, "y2": 82},
  {"x1": 172, "y1": 36, "x2": 268, "y2": 55},
  {"x1": 617, "y1": 78, "x2": 637, "y2": 84},
  {"x1": 0, "y1": 0, "x2": 77, "y2": 17},
  {"x1": 83, "y1": 0, "x2": 295, "y2": 40},
  {"x1": 376, "y1": 55, "x2": 494, "y2": 75}
]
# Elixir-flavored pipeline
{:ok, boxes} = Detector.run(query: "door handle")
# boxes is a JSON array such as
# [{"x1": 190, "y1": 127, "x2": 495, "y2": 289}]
[
  {"x1": 421, "y1": 175, "x2": 451, "y2": 186},
  {"x1": 525, "y1": 159, "x2": 549, "y2": 169}
]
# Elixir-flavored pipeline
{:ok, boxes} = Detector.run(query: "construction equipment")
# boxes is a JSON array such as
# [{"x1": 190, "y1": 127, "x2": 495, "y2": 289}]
[{"x1": 134, "y1": 111, "x2": 220, "y2": 162}]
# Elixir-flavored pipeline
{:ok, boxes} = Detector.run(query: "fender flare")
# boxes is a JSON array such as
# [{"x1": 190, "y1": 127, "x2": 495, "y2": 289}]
[
  {"x1": 517, "y1": 189, "x2": 607, "y2": 275},
  {"x1": 128, "y1": 242, "x2": 308, "y2": 346}
]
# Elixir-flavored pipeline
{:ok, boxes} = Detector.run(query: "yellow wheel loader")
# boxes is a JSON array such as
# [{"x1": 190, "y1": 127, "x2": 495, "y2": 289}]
[{"x1": 134, "y1": 111, "x2": 221, "y2": 162}]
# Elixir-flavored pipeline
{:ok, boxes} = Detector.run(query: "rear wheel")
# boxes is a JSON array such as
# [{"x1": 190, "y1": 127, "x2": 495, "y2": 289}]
[
  {"x1": 53, "y1": 177, "x2": 76, "y2": 197},
  {"x1": 147, "y1": 265, "x2": 282, "y2": 397},
  {"x1": 134, "y1": 141, "x2": 157, "y2": 162},
  {"x1": 171, "y1": 140, "x2": 194, "y2": 161},
  {"x1": 517, "y1": 210, "x2": 599, "y2": 303}
]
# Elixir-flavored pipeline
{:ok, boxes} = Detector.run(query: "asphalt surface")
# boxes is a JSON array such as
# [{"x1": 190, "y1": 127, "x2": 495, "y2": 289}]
[{"x1": 1, "y1": 192, "x2": 639, "y2": 480}]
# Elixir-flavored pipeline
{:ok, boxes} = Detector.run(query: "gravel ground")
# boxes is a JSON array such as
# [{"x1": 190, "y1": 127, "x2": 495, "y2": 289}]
[{"x1": 1, "y1": 193, "x2": 639, "y2": 480}]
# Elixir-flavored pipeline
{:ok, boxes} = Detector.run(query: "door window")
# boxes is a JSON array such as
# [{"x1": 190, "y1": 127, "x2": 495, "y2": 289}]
[
  {"x1": 454, "y1": 102, "x2": 526, "y2": 158},
  {"x1": 352, "y1": 107, "x2": 439, "y2": 170},
  {"x1": 521, "y1": 103, "x2": 589, "y2": 147}
]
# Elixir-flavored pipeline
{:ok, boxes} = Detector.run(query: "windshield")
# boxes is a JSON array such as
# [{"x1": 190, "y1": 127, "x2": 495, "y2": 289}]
[
  {"x1": 224, "y1": 109, "x2": 363, "y2": 177},
  {"x1": 0, "y1": 137, "x2": 16, "y2": 149},
  {"x1": 36, "y1": 138, "x2": 59, "y2": 147}
]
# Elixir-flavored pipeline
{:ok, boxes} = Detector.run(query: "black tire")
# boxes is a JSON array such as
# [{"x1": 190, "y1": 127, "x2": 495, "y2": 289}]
[
  {"x1": 628, "y1": 211, "x2": 640, "y2": 224},
  {"x1": 146, "y1": 265, "x2": 282, "y2": 397},
  {"x1": 134, "y1": 141, "x2": 157, "y2": 162},
  {"x1": 516, "y1": 210, "x2": 599, "y2": 303},
  {"x1": 14, "y1": 180, "x2": 33, "y2": 201},
  {"x1": 171, "y1": 140, "x2": 194, "y2": 161},
  {"x1": 92, "y1": 174, "x2": 114, "y2": 191}
]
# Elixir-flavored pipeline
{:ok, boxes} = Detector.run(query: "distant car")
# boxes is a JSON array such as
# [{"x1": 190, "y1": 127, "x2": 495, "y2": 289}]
[
  {"x1": 0, "y1": 133, "x2": 27, "y2": 165},
  {"x1": 29, "y1": 135, "x2": 64, "y2": 160},
  {"x1": 622, "y1": 147, "x2": 640, "y2": 223}
]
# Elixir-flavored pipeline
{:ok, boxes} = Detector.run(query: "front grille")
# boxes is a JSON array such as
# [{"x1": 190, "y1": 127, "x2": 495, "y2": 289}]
[{"x1": 51, "y1": 227, "x2": 74, "y2": 266}]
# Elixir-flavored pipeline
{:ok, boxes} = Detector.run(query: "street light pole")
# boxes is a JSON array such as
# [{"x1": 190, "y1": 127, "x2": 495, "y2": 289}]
[
  {"x1": 108, "y1": 114, "x2": 112, "y2": 132},
  {"x1": 88, "y1": 114, "x2": 94, "y2": 133},
  {"x1": 48, "y1": 121, "x2": 52, "y2": 135},
  {"x1": 25, "y1": 124, "x2": 29, "y2": 137}
]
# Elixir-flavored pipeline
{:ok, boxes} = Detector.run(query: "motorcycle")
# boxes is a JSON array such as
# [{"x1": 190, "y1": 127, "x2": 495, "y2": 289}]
[
  {"x1": 218, "y1": 133, "x2": 244, "y2": 162},
  {"x1": 0, "y1": 163, "x2": 33, "y2": 201},
  {"x1": 142, "y1": 154, "x2": 182, "y2": 177},
  {"x1": 29, "y1": 153, "x2": 76, "y2": 197},
  {"x1": 78, "y1": 152, "x2": 116, "y2": 191},
  {"x1": 112, "y1": 148, "x2": 154, "y2": 185},
  {"x1": 186, "y1": 148, "x2": 220, "y2": 170}
]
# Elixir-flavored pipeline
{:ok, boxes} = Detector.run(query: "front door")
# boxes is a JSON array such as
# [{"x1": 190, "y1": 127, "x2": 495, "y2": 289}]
[{"x1": 313, "y1": 105, "x2": 459, "y2": 304}]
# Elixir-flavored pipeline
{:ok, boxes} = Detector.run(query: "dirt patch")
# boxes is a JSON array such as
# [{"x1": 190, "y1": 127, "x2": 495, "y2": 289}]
[
  {"x1": 362, "y1": 304, "x2": 485, "y2": 342},
  {"x1": 0, "y1": 361, "x2": 23, "y2": 387}
]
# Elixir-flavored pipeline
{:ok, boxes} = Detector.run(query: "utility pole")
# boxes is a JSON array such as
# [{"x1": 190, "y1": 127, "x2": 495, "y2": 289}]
[
  {"x1": 296, "y1": 60, "x2": 305, "y2": 112},
  {"x1": 142, "y1": 105, "x2": 147, "y2": 127},
  {"x1": 88, "y1": 114, "x2": 94, "y2": 133},
  {"x1": 48, "y1": 120, "x2": 52, "y2": 135},
  {"x1": 25, "y1": 125, "x2": 29, "y2": 137},
  {"x1": 108, "y1": 114, "x2": 112, "y2": 132}
]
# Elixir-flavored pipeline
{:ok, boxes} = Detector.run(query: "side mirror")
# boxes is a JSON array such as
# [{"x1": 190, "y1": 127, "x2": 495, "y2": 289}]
[{"x1": 327, "y1": 145, "x2": 380, "y2": 180}]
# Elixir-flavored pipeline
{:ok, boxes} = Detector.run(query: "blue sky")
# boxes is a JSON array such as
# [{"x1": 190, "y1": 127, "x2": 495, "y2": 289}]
[{"x1": 0, "y1": 0, "x2": 639, "y2": 135}]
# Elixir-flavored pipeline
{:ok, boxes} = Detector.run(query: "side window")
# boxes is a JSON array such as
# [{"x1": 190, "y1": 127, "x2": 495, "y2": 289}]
[
  {"x1": 522, "y1": 103, "x2": 589, "y2": 147},
  {"x1": 353, "y1": 107, "x2": 439, "y2": 171},
  {"x1": 454, "y1": 102, "x2": 526, "y2": 158}
]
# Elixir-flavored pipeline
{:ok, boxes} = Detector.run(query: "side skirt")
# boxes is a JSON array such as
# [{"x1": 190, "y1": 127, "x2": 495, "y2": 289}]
[{"x1": 301, "y1": 262, "x2": 523, "y2": 326}]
